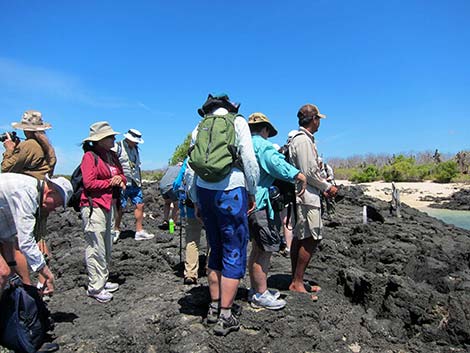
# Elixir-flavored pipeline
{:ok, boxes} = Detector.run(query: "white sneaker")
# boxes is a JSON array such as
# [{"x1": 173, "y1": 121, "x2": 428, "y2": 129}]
[
  {"x1": 112, "y1": 230, "x2": 120, "y2": 244},
  {"x1": 251, "y1": 290, "x2": 286, "y2": 310},
  {"x1": 135, "y1": 229, "x2": 155, "y2": 241},
  {"x1": 248, "y1": 288, "x2": 280, "y2": 302},
  {"x1": 104, "y1": 282, "x2": 119, "y2": 293},
  {"x1": 87, "y1": 288, "x2": 113, "y2": 303}
]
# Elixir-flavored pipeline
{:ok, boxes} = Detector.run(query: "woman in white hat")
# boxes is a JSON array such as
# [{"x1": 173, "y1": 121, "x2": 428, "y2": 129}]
[{"x1": 80, "y1": 121, "x2": 126, "y2": 303}]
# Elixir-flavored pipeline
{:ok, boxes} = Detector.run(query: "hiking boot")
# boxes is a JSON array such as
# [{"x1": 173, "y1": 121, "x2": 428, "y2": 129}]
[
  {"x1": 158, "y1": 221, "x2": 169, "y2": 230},
  {"x1": 112, "y1": 230, "x2": 120, "y2": 244},
  {"x1": 247, "y1": 288, "x2": 280, "y2": 302},
  {"x1": 213, "y1": 314, "x2": 240, "y2": 336},
  {"x1": 251, "y1": 290, "x2": 286, "y2": 310},
  {"x1": 135, "y1": 230, "x2": 155, "y2": 241},
  {"x1": 104, "y1": 282, "x2": 119, "y2": 293},
  {"x1": 207, "y1": 303, "x2": 219, "y2": 324},
  {"x1": 87, "y1": 288, "x2": 113, "y2": 303}
]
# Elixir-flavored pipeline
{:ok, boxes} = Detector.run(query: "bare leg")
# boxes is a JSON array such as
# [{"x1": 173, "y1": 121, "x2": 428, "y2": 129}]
[
  {"x1": 289, "y1": 237, "x2": 317, "y2": 293},
  {"x1": 163, "y1": 200, "x2": 171, "y2": 222},
  {"x1": 170, "y1": 202, "x2": 179, "y2": 223},
  {"x1": 114, "y1": 207, "x2": 123, "y2": 232},
  {"x1": 220, "y1": 276, "x2": 240, "y2": 309},
  {"x1": 135, "y1": 203, "x2": 144, "y2": 232},
  {"x1": 248, "y1": 241, "x2": 271, "y2": 294},
  {"x1": 207, "y1": 268, "x2": 221, "y2": 301}
]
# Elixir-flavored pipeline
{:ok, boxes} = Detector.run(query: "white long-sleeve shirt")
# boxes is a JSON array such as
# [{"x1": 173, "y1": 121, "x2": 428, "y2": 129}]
[
  {"x1": 0, "y1": 173, "x2": 45, "y2": 272},
  {"x1": 187, "y1": 108, "x2": 259, "y2": 202}
]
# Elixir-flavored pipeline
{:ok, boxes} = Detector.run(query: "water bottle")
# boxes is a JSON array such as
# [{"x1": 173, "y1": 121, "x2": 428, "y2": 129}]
[{"x1": 169, "y1": 218, "x2": 175, "y2": 234}]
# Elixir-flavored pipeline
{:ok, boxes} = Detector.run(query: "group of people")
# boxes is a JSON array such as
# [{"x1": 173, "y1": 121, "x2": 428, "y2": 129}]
[
  {"x1": 0, "y1": 94, "x2": 338, "y2": 338},
  {"x1": 0, "y1": 112, "x2": 155, "y2": 305},
  {"x1": 181, "y1": 94, "x2": 338, "y2": 336}
]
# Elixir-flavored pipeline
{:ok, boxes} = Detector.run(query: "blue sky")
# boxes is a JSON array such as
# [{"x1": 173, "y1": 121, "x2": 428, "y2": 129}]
[{"x1": 1, "y1": 1, "x2": 469, "y2": 175}]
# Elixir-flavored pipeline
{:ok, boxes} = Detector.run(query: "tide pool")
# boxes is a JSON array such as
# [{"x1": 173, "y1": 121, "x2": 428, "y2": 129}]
[{"x1": 422, "y1": 208, "x2": 470, "y2": 231}]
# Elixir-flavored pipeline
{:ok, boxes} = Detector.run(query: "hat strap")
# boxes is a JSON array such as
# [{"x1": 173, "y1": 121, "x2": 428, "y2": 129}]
[{"x1": 128, "y1": 130, "x2": 141, "y2": 138}]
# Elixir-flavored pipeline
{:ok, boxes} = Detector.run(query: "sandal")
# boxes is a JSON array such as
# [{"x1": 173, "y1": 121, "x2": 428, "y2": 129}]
[{"x1": 304, "y1": 282, "x2": 321, "y2": 293}]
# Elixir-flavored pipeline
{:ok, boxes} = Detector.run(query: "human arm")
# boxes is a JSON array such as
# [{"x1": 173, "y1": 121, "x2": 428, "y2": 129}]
[
  {"x1": 235, "y1": 117, "x2": 259, "y2": 197},
  {"x1": 291, "y1": 137, "x2": 331, "y2": 193}
]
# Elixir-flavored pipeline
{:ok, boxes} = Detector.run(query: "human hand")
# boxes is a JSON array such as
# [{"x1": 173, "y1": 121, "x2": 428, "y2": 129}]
[
  {"x1": 247, "y1": 194, "x2": 256, "y2": 215},
  {"x1": 109, "y1": 175, "x2": 123, "y2": 186},
  {"x1": 296, "y1": 173, "x2": 307, "y2": 197},
  {"x1": 2, "y1": 133, "x2": 16, "y2": 151},
  {"x1": 324, "y1": 185, "x2": 338, "y2": 199}
]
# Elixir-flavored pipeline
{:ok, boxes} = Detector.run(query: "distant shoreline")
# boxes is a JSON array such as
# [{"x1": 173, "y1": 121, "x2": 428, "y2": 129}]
[{"x1": 337, "y1": 180, "x2": 470, "y2": 210}]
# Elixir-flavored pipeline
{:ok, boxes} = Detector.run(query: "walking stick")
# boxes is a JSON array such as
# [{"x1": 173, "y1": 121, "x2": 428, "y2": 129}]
[{"x1": 179, "y1": 217, "x2": 183, "y2": 264}]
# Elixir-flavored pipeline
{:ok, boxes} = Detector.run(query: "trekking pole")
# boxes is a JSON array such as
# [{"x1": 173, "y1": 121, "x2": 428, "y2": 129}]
[{"x1": 179, "y1": 217, "x2": 183, "y2": 264}]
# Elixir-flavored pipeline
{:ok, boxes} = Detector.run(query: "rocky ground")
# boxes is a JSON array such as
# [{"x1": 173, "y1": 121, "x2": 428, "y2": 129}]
[
  {"x1": 429, "y1": 189, "x2": 470, "y2": 211},
  {"x1": 4, "y1": 183, "x2": 470, "y2": 353}
]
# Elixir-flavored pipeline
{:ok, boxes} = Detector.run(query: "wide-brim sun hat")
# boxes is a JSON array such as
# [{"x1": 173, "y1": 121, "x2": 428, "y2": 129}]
[
  {"x1": 45, "y1": 174, "x2": 73, "y2": 208},
  {"x1": 124, "y1": 128, "x2": 144, "y2": 144},
  {"x1": 248, "y1": 112, "x2": 278, "y2": 137},
  {"x1": 83, "y1": 121, "x2": 120, "y2": 142},
  {"x1": 11, "y1": 110, "x2": 52, "y2": 131},
  {"x1": 198, "y1": 93, "x2": 240, "y2": 117}
]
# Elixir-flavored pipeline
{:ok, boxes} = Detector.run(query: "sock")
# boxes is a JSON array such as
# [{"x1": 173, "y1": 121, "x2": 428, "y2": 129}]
[
  {"x1": 210, "y1": 300, "x2": 220, "y2": 310},
  {"x1": 220, "y1": 307, "x2": 232, "y2": 319}
]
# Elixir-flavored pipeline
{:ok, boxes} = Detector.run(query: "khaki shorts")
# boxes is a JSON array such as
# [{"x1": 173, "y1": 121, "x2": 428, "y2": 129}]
[{"x1": 293, "y1": 204, "x2": 322, "y2": 240}]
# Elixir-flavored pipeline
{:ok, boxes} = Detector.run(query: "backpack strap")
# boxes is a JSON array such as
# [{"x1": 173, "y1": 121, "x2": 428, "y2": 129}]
[{"x1": 85, "y1": 151, "x2": 100, "y2": 218}]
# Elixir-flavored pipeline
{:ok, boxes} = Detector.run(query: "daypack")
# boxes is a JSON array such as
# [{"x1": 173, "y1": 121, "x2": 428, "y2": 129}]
[
  {"x1": 67, "y1": 151, "x2": 99, "y2": 212},
  {"x1": 188, "y1": 113, "x2": 241, "y2": 182},
  {"x1": 0, "y1": 277, "x2": 52, "y2": 353},
  {"x1": 272, "y1": 132, "x2": 305, "y2": 228}
]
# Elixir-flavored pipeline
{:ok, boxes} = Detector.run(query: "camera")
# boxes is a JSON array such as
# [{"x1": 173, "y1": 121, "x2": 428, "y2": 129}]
[{"x1": 0, "y1": 131, "x2": 20, "y2": 143}]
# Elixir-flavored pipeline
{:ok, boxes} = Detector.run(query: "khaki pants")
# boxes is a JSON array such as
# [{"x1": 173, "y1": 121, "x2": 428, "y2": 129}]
[
  {"x1": 184, "y1": 218, "x2": 205, "y2": 280},
  {"x1": 81, "y1": 206, "x2": 114, "y2": 292}
]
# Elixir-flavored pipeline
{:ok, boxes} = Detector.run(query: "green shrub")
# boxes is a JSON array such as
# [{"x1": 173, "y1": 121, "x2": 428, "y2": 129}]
[
  {"x1": 382, "y1": 155, "x2": 426, "y2": 182},
  {"x1": 350, "y1": 165, "x2": 381, "y2": 183},
  {"x1": 334, "y1": 167, "x2": 358, "y2": 180},
  {"x1": 432, "y1": 160, "x2": 459, "y2": 183},
  {"x1": 141, "y1": 170, "x2": 164, "y2": 182}
]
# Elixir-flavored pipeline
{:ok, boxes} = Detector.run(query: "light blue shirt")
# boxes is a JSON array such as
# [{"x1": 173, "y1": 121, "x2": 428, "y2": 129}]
[{"x1": 252, "y1": 134, "x2": 300, "y2": 219}]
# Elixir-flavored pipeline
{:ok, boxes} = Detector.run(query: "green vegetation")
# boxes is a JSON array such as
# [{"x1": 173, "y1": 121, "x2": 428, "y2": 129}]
[
  {"x1": 141, "y1": 170, "x2": 164, "y2": 182},
  {"x1": 432, "y1": 160, "x2": 459, "y2": 183},
  {"x1": 169, "y1": 133, "x2": 191, "y2": 165},
  {"x1": 330, "y1": 150, "x2": 469, "y2": 184}
]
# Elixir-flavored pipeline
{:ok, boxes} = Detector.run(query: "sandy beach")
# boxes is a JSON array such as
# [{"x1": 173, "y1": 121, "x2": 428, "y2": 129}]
[{"x1": 337, "y1": 180, "x2": 470, "y2": 209}]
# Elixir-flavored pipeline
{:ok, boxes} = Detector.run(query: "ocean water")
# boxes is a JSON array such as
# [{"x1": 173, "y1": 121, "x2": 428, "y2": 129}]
[{"x1": 423, "y1": 208, "x2": 470, "y2": 231}]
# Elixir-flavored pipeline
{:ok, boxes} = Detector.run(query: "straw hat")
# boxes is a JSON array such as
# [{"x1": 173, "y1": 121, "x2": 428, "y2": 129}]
[
  {"x1": 83, "y1": 121, "x2": 120, "y2": 142},
  {"x1": 11, "y1": 110, "x2": 52, "y2": 131}
]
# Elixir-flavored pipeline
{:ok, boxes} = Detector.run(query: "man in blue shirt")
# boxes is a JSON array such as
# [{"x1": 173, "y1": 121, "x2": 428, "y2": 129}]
[{"x1": 247, "y1": 113, "x2": 306, "y2": 310}]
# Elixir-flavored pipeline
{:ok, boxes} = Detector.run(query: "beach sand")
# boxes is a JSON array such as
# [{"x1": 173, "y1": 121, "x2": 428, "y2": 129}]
[{"x1": 337, "y1": 180, "x2": 470, "y2": 209}]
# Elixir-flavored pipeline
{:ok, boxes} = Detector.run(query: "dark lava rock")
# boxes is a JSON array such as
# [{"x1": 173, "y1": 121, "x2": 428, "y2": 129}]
[
  {"x1": 429, "y1": 188, "x2": 470, "y2": 211},
  {"x1": 8, "y1": 183, "x2": 470, "y2": 353}
]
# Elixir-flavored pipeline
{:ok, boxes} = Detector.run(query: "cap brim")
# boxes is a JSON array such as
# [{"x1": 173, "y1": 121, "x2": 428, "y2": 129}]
[
  {"x1": 45, "y1": 174, "x2": 67, "y2": 208},
  {"x1": 318, "y1": 113, "x2": 326, "y2": 119}
]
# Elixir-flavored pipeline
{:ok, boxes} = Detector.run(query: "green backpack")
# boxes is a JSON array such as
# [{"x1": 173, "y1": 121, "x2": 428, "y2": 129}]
[{"x1": 189, "y1": 113, "x2": 241, "y2": 182}]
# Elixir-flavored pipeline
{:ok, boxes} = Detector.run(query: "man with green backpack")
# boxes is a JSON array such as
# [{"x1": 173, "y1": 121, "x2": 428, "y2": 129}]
[{"x1": 187, "y1": 93, "x2": 259, "y2": 336}]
